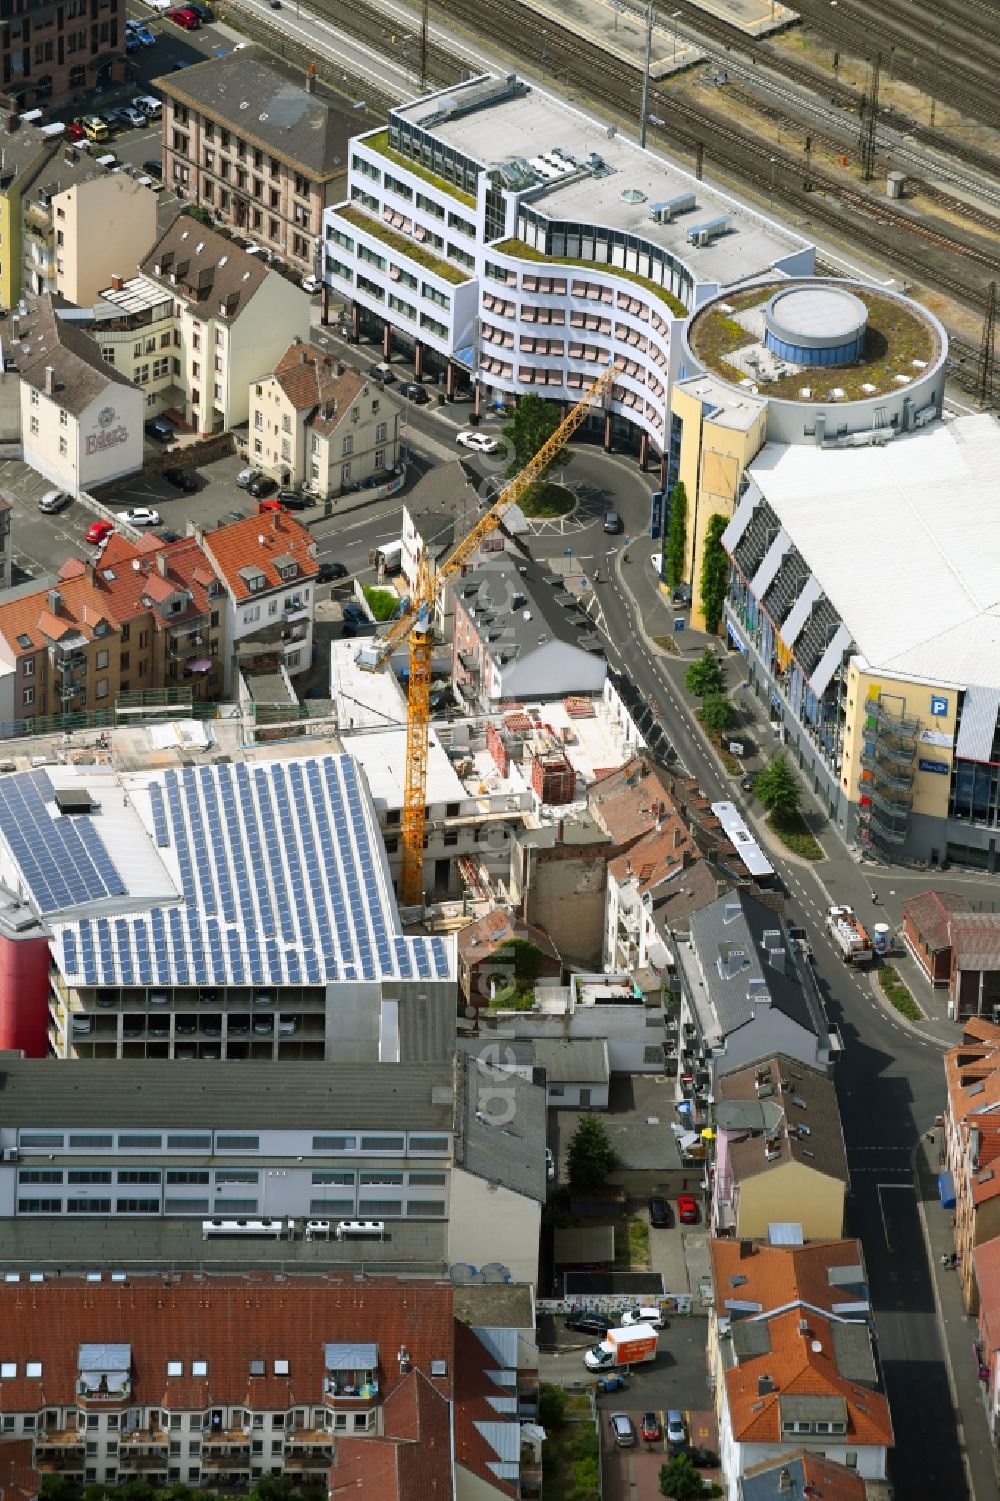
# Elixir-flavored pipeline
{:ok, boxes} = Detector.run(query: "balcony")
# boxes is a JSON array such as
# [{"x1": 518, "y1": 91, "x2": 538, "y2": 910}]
[
  {"x1": 120, "y1": 1429, "x2": 167, "y2": 1449},
  {"x1": 282, "y1": 1453, "x2": 333, "y2": 1472},
  {"x1": 35, "y1": 1430, "x2": 84, "y2": 1451},
  {"x1": 204, "y1": 1430, "x2": 248, "y2": 1450},
  {"x1": 118, "y1": 1456, "x2": 170, "y2": 1475},
  {"x1": 201, "y1": 1455, "x2": 252, "y2": 1475},
  {"x1": 286, "y1": 1429, "x2": 334, "y2": 1447},
  {"x1": 324, "y1": 1377, "x2": 380, "y2": 1408},
  {"x1": 77, "y1": 1378, "x2": 131, "y2": 1403}
]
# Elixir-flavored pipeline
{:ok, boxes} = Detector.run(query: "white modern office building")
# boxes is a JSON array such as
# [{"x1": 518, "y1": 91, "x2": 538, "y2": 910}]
[{"x1": 322, "y1": 74, "x2": 814, "y2": 469}]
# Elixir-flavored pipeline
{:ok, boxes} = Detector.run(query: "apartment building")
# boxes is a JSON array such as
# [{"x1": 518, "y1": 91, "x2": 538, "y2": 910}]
[
  {"x1": 1, "y1": 6, "x2": 123, "y2": 116},
  {"x1": 323, "y1": 73, "x2": 813, "y2": 456},
  {"x1": 973, "y1": 1237, "x2": 1000, "y2": 1487},
  {"x1": 452, "y1": 556, "x2": 606, "y2": 710},
  {"x1": 942, "y1": 1020, "x2": 1000, "y2": 1312},
  {"x1": 0, "y1": 1272, "x2": 539, "y2": 1499},
  {"x1": 17, "y1": 293, "x2": 143, "y2": 493},
  {"x1": 708, "y1": 1240, "x2": 893, "y2": 1497},
  {"x1": 93, "y1": 215, "x2": 311, "y2": 436},
  {"x1": 249, "y1": 340, "x2": 402, "y2": 497},
  {"x1": 713, "y1": 1053, "x2": 849, "y2": 1240},
  {"x1": 199, "y1": 509, "x2": 317, "y2": 693},
  {"x1": 0, "y1": 532, "x2": 224, "y2": 728},
  {"x1": 672, "y1": 889, "x2": 837, "y2": 1129},
  {"x1": 0, "y1": 110, "x2": 156, "y2": 309},
  {"x1": 156, "y1": 48, "x2": 364, "y2": 277}
]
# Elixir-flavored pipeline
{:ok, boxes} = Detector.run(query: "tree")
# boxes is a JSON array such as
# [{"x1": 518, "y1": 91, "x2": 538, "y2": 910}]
[
  {"x1": 538, "y1": 1382, "x2": 567, "y2": 1430},
  {"x1": 184, "y1": 204, "x2": 215, "y2": 229},
  {"x1": 685, "y1": 647, "x2": 724, "y2": 700},
  {"x1": 41, "y1": 1480, "x2": 81, "y2": 1501},
  {"x1": 659, "y1": 1454, "x2": 705, "y2": 1501},
  {"x1": 699, "y1": 512, "x2": 730, "y2": 634},
  {"x1": 755, "y1": 753, "x2": 802, "y2": 820},
  {"x1": 502, "y1": 393, "x2": 561, "y2": 477},
  {"x1": 701, "y1": 693, "x2": 733, "y2": 734},
  {"x1": 567, "y1": 1113, "x2": 618, "y2": 1190},
  {"x1": 664, "y1": 481, "x2": 688, "y2": 589}
]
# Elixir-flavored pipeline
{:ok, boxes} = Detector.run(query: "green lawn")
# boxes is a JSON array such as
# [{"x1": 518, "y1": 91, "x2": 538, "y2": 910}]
[
  {"x1": 614, "y1": 1215, "x2": 651, "y2": 1270},
  {"x1": 362, "y1": 130, "x2": 478, "y2": 208},
  {"x1": 766, "y1": 810, "x2": 824, "y2": 861},
  {"x1": 520, "y1": 482, "x2": 574, "y2": 518},
  {"x1": 337, "y1": 204, "x2": 471, "y2": 286},
  {"x1": 878, "y1": 965, "x2": 923, "y2": 1022}
]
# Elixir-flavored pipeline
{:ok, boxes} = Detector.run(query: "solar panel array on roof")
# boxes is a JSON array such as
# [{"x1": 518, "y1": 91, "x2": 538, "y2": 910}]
[
  {"x1": 49, "y1": 755, "x2": 452, "y2": 989},
  {"x1": 0, "y1": 770, "x2": 126, "y2": 914}
]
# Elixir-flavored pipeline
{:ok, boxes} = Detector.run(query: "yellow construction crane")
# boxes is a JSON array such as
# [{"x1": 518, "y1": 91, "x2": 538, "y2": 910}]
[{"x1": 360, "y1": 360, "x2": 619, "y2": 905}]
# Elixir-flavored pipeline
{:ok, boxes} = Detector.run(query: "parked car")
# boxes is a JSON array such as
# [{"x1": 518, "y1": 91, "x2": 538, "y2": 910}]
[
  {"x1": 666, "y1": 1411, "x2": 686, "y2": 1448},
  {"x1": 220, "y1": 510, "x2": 247, "y2": 526},
  {"x1": 610, "y1": 1414, "x2": 635, "y2": 1449},
  {"x1": 341, "y1": 602, "x2": 367, "y2": 636},
  {"x1": 677, "y1": 1194, "x2": 699, "y2": 1225},
  {"x1": 117, "y1": 507, "x2": 162, "y2": 527},
  {"x1": 38, "y1": 489, "x2": 72, "y2": 514},
  {"x1": 228, "y1": 1016, "x2": 251, "y2": 1035},
  {"x1": 253, "y1": 1016, "x2": 274, "y2": 1034},
  {"x1": 85, "y1": 520, "x2": 114, "y2": 545},
  {"x1": 78, "y1": 114, "x2": 110, "y2": 143},
  {"x1": 686, "y1": 1447, "x2": 720, "y2": 1468},
  {"x1": 65, "y1": 121, "x2": 87, "y2": 143},
  {"x1": 641, "y1": 1412, "x2": 661, "y2": 1443},
  {"x1": 317, "y1": 561, "x2": 348, "y2": 583},
  {"x1": 564, "y1": 1311, "x2": 612, "y2": 1337},
  {"x1": 401, "y1": 381, "x2": 430, "y2": 404},
  {"x1": 125, "y1": 29, "x2": 142, "y2": 50},
  {"x1": 365, "y1": 362, "x2": 396, "y2": 385},
  {"x1": 301, "y1": 274, "x2": 320, "y2": 294},
  {"x1": 621, "y1": 1306, "x2": 666, "y2": 1331},
  {"x1": 278, "y1": 1016, "x2": 296, "y2": 1035},
  {"x1": 649, "y1": 1195, "x2": 672, "y2": 1228},
  {"x1": 167, "y1": 6, "x2": 200, "y2": 25},
  {"x1": 545, "y1": 1146, "x2": 555, "y2": 1181},
  {"x1": 185, "y1": 1, "x2": 214, "y2": 19},
  {"x1": 603, "y1": 507, "x2": 623, "y2": 533},
  {"x1": 456, "y1": 430, "x2": 499, "y2": 453},
  {"x1": 157, "y1": 528, "x2": 182, "y2": 543},
  {"x1": 741, "y1": 774, "x2": 755, "y2": 792},
  {"x1": 127, "y1": 21, "x2": 157, "y2": 44},
  {"x1": 596, "y1": 1374, "x2": 627, "y2": 1394},
  {"x1": 175, "y1": 1019, "x2": 197, "y2": 1035},
  {"x1": 119, "y1": 105, "x2": 148, "y2": 129},
  {"x1": 145, "y1": 415, "x2": 175, "y2": 443},
  {"x1": 248, "y1": 473, "x2": 277, "y2": 499},
  {"x1": 163, "y1": 467, "x2": 197, "y2": 493},
  {"x1": 236, "y1": 466, "x2": 260, "y2": 489},
  {"x1": 275, "y1": 489, "x2": 314, "y2": 510},
  {"x1": 134, "y1": 95, "x2": 163, "y2": 120},
  {"x1": 71, "y1": 1015, "x2": 92, "y2": 1035}
]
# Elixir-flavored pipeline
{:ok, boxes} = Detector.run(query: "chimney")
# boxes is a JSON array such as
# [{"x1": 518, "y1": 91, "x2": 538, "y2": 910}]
[
  {"x1": 682, "y1": 847, "x2": 695, "y2": 869},
  {"x1": 673, "y1": 825, "x2": 683, "y2": 849},
  {"x1": 757, "y1": 1374, "x2": 774, "y2": 1397},
  {"x1": 156, "y1": 551, "x2": 168, "y2": 578},
  {"x1": 739, "y1": 1238, "x2": 754, "y2": 1259},
  {"x1": 110, "y1": 273, "x2": 124, "y2": 292},
  {"x1": 44, "y1": 365, "x2": 55, "y2": 396},
  {"x1": 306, "y1": 63, "x2": 317, "y2": 93},
  {"x1": 778, "y1": 1470, "x2": 792, "y2": 1495},
  {"x1": 48, "y1": 588, "x2": 62, "y2": 616}
]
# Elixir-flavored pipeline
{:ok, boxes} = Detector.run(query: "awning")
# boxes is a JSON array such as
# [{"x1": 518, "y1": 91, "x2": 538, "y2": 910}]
[
  {"x1": 810, "y1": 622, "x2": 853, "y2": 699},
  {"x1": 938, "y1": 1170, "x2": 956, "y2": 1209}
]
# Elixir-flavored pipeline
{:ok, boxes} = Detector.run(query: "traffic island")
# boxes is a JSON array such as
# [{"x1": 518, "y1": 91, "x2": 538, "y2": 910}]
[{"x1": 877, "y1": 964, "x2": 924, "y2": 1023}]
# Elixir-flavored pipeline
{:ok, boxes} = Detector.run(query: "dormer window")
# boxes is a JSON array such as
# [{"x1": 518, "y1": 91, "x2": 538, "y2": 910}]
[{"x1": 166, "y1": 1360, "x2": 183, "y2": 1377}]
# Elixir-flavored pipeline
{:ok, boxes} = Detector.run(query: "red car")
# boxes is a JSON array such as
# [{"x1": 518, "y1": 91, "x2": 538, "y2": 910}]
[
  {"x1": 641, "y1": 1412, "x2": 661, "y2": 1443},
  {"x1": 259, "y1": 497, "x2": 285, "y2": 512},
  {"x1": 85, "y1": 520, "x2": 114, "y2": 545},
  {"x1": 168, "y1": 7, "x2": 201, "y2": 26},
  {"x1": 677, "y1": 1194, "x2": 699, "y2": 1225},
  {"x1": 65, "y1": 121, "x2": 87, "y2": 143}
]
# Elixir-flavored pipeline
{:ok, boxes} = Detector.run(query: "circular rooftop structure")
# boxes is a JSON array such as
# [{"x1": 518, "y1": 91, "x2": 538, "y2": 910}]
[{"x1": 764, "y1": 285, "x2": 868, "y2": 367}]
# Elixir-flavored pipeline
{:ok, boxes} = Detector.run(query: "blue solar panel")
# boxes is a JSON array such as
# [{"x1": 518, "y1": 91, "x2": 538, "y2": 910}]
[
  {"x1": 75, "y1": 817, "x2": 127, "y2": 896},
  {"x1": 114, "y1": 918, "x2": 134, "y2": 984},
  {"x1": 61, "y1": 929, "x2": 78, "y2": 973},
  {"x1": 149, "y1": 783, "x2": 170, "y2": 848}
]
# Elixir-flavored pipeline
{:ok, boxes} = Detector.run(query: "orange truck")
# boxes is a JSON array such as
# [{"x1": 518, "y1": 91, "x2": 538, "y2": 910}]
[{"x1": 583, "y1": 1323, "x2": 659, "y2": 1371}]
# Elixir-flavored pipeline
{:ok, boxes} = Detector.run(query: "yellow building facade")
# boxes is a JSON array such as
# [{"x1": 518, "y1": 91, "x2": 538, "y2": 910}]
[{"x1": 667, "y1": 375, "x2": 767, "y2": 632}]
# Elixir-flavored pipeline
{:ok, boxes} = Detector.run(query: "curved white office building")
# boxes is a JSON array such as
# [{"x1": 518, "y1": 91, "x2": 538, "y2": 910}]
[{"x1": 323, "y1": 74, "x2": 814, "y2": 467}]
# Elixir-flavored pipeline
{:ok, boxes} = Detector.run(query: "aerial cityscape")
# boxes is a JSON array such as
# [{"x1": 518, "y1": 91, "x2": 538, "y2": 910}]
[{"x1": 0, "y1": 0, "x2": 994, "y2": 1497}]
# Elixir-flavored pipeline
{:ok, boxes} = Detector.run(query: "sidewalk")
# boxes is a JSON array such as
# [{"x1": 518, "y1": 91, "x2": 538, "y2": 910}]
[{"x1": 915, "y1": 1133, "x2": 997, "y2": 1501}]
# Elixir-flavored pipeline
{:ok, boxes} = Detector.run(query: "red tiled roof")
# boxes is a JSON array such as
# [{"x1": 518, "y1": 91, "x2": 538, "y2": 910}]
[
  {"x1": 453, "y1": 1319, "x2": 517, "y2": 1498},
  {"x1": 331, "y1": 1371, "x2": 452, "y2": 1500},
  {"x1": 974, "y1": 1238, "x2": 1000, "y2": 1349},
  {"x1": 0, "y1": 1274, "x2": 454, "y2": 1411},
  {"x1": 0, "y1": 1439, "x2": 38, "y2": 1501},
  {"x1": 457, "y1": 909, "x2": 559, "y2": 967},
  {"x1": 607, "y1": 815, "x2": 697, "y2": 895},
  {"x1": 725, "y1": 1307, "x2": 893, "y2": 1448},
  {"x1": 201, "y1": 511, "x2": 318, "y2": 602},
  {"x1": 710, "y1": 1240, "x2": 866, "y2": 1318},
  {"x1": 588, "y1": 756, "x2": 676, "y2": 846},
  {"x1": 902, "y1": 889, "x2": 969, "y2": 952},
  {"x1": 742, "y1": 1450, "x2": 866, "y2": 1501}
]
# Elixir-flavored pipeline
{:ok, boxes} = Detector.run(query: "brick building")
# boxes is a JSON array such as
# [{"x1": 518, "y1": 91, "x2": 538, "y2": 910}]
[{"x1": 1, "y1": 1, "x2": 124, "y2": 113}]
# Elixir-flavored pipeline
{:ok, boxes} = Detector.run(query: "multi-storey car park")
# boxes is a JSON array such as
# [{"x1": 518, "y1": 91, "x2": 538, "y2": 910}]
[
  {"x1": 322, "y1": 73, "x2": 813, "y2": 467},
  {"x1": 0, "y1": 756, "x2": 454, "y2": 1063}
]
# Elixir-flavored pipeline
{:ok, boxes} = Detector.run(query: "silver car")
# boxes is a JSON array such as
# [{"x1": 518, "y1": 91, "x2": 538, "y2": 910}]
[{"x1": 38, "y1": 489, "x2": 72, "y2": 513}]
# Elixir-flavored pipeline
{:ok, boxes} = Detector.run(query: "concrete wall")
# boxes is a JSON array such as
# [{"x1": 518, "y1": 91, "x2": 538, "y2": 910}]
[
  {"x1": 56, "y1": 175, "x2": 158, "y2": 307},
  {"x1": 22, "y1": 381, "x2": 143, "y2": 496},
  {"x1": 447, "y1": 1168, "x2": 540, "y2": 1285},
  {"x1": 517, "y1": 839, "x2": 608, "y2": 967}
]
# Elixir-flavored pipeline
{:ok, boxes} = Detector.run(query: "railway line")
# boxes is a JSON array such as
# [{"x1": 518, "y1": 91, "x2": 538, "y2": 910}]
[{"x1": 778, "y1": 0, "x2": 1000, "y2": 128}]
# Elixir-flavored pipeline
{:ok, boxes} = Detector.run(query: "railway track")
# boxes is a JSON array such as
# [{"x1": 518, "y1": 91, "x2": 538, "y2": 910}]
[{"x1": 779, "y1": 0, "x2": 1000, "y2": 128}]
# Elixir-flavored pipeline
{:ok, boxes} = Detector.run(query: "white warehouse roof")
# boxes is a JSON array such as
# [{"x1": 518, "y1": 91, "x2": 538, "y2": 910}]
[{"x1": 747, "y1": 413, "x2": 1000, "y2": 688}]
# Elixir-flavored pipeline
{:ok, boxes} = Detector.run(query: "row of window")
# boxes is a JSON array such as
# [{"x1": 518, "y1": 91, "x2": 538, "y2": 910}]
[
  {"x1": 20, "y1": 1166, "x2": 444, "y2": 1187},
  {"x1": 18, "y1": 1198, "x2": 448, "y2": 1217},
  {"x1": 15, "y1": 1131, "x2": 450, "y2": 1153}
]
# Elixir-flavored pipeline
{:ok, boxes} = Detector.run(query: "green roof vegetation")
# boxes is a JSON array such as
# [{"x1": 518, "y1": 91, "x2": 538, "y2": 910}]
[
  {"x1": 363, "y1": 130, "x2": 477, "y2": 209},
  {"x1": 492, "y1": 238, "x2": 688, "y2": 317},
  {"x1": 688, "y1": 283, "x2": 940, "y2": 402},
  {"x1": 338, "y1": 204, "x2": 471, "y2": 287}
]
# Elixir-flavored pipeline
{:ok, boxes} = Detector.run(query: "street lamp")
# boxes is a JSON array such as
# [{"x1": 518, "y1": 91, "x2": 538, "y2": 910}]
[{"x1": 769, "y1": 155, "x2": 777, "y2": 205}]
